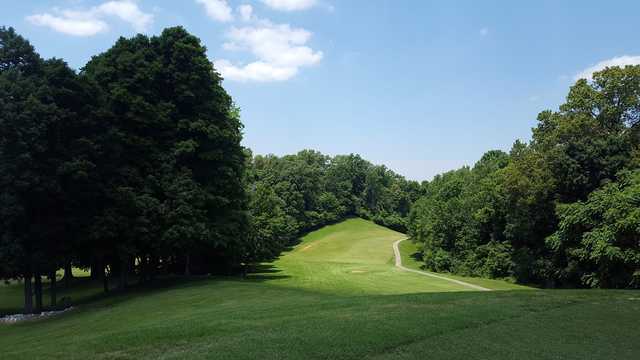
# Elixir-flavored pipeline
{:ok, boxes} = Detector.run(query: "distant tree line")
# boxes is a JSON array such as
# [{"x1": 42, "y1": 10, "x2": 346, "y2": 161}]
[
  {"x1": 0, "y1": 27, "x2": 421, "y2": 314},
  {"x1": 407, "y1": 66, "x2": 640, "y2": 288},
  {"x1": 244, "y1": 150, "x2": 421, "y2": 260}
]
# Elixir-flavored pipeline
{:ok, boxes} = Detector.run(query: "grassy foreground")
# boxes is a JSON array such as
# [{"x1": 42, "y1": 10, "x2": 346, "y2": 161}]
[{"x1": 1, "y1": 218, "x2": 639, "y2": 359}]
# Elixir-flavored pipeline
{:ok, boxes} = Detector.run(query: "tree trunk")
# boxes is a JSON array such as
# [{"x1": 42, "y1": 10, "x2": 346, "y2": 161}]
[
  {"x1": 24, "y1": 274, "x2": 33, "y2": 314},
  {"x1": 63, "y1": 260, "x2": 73, "y2": 288},
  {"x1": 99, "y1": 260, "x2": 109, "y2": 293},
  {"x1": 138, "y1": 256, "x2": 146, "y2": 285},
  {"x1": 118, "y1": 258, "x2": 128, "y2": 291},
  {"x1": 49, "y1": 270, "x2": 57, "y2": 308},
  {"x1": 34, "y1": 273, "x2": 43, "y2": 313},
  {"x1": 149, "y1": 256, "x2": 157, "y2": 282},
  {"x1": 90, "y1": 259, "x2": 99, "y2": 280},
  {"x1": 184, "y1": 254, "x2": 191, "y2": 276}
]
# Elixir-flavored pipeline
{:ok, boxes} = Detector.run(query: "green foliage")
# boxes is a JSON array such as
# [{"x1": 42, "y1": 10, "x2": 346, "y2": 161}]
[
  {"x1": 408, "y1": 65, "x2": 640, "y2": 288},
  {"x1": 0, "y1": 27, "x2": 250, "y2": 312},
  {"x1": 409, "y1": 153, "x2": 511, "y2": 277},
  {"x1": 246, "y1": 151, "x2": 418, "y2": 259},
  {"x1": 80, "y1": 26, "x2": 250, "y2": 274},
  {"x1": 547, "y1": 170, "x2": 640, "y2": 288}
]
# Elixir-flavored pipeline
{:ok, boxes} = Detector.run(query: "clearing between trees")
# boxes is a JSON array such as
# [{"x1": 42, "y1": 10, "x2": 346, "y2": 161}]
[{"x1": 1, "y1": 218, "x2": 638, "y2": 359}]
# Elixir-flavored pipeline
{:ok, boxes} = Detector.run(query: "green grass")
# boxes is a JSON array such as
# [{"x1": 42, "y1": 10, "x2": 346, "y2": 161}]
[
  {"x1": 1, "y1": 218, "x2": 638, "y2": 359},
  {"x1": 0, "y1": 268, "x2": 97, "y2": 316},
  {"x1": 253, "y1": 218, "x2": 487, "y2": 294}
]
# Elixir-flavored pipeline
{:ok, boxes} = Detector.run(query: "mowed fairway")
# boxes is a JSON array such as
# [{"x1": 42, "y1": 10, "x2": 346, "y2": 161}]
[
  {"x1": 1, "y1": 219, "x2": 639, "y2": 359},
  {"x1": 254, "y1": 218, "x2": 491, "y2": 294}
]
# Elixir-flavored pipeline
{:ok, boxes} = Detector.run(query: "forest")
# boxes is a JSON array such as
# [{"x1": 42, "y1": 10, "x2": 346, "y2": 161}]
[
  {"x1": 1, "y1": 25, "x2": 639, "y2": 316},
  {"x1": 408, "y1": 66, "x2": 640, "y2": 289}
]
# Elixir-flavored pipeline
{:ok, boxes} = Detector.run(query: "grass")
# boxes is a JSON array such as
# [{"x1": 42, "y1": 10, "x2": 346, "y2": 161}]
[
  {"x1": 253, "y1": 218, "x2": 488, "y2": 294},
  {"x1": 1, "y1": 218, "x2": 638, "y2": 359},
  {"x1": 0, "y1": 268, "x2": 97, "y2": 316}
]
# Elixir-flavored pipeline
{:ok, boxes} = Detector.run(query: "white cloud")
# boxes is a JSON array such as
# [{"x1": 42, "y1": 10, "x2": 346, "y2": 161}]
[
  {"x1": 196, "y1": 0, "x2": 233, "y2": 22},
  {"x1": 26, "y1": 13, "x2": 108, "y2": 36},
  {"x1": 215, "y1": 59, "x2": 298, "y2": 81},
  {"x1": 575, "y1": 55, "x2": 640, "y2": 80},
  {"x1": 261, "y1": 0, "x2": 317, "y2": 11},
  {"x1": 479, "y1": 27, "x2": 488, "y2": 36},
  {"x1": 26, "y1": 0, "x2": 153, "y2": 36},
  {"x1": 238, "y1": 4, "x2": 254, "y2": 22},
  {"x1": 97, "y1": 1, "x2": 153, "y2": 32},
  {"x1": 216, "y1": 19, "x2": 323, "y2": 82}
]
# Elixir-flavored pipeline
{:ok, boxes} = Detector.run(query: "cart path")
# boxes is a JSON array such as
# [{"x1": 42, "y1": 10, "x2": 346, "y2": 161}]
[{"x1": 392, "y1": 238, "x2": 491, "y2": 291}]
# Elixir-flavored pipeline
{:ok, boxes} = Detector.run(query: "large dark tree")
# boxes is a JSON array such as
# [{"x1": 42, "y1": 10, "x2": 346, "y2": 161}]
[
  {"x1": 82, "y1": 27, "x2": 249, "y2": 280},
  {"x1": 0, "y1": 27, "x2": 93, "y2": 312},
  {"x1": 1, "y1": 27, "x2": 251, "y2": 312}
]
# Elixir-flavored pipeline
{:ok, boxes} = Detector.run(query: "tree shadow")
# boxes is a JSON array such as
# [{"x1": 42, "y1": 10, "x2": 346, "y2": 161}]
[
  {"x1": 1, "y1": 268, "x2": 295, "y2": 319},
  {"x1": 245, "y1": 264, "x2": 290, "y2": 281}
]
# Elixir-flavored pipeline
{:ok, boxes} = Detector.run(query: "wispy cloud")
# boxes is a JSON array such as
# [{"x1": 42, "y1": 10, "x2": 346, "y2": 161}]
[
  {"x1": 261, "y1": 0, "x2": 317, "y2": 11},
  {"x1": 237, "y1": 4, "x2": 255, "y2": 22},
  {"x1": 479, "y1": 27, "x2": 488, "y2": 36},
  {"x1": 575, "y1": 55, "x2": 640, "y2": 80},
  {"x1": 26, "y1": 0, "x2": 153, "y2": 36},
  {"x1": 195, "y1": 0, "x2": 233, "y2": 22}
]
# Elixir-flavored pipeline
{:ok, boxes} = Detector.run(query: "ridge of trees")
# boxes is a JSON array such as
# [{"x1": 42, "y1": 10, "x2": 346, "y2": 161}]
[
  {"x1": 245, "y1": 150, "x2": 420, "y2": 260},
  {"x1": 407, "y1": 66, "x2": 640, "y2": 288}
]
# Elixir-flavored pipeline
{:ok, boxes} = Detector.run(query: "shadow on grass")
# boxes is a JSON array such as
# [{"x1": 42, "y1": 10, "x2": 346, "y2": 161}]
[
  {"x1": 0, "y1": 276, "x2": 101, "y2": 316},
  {"x1": 1, "y1": 265, "x2": 293, "y2": 318},
  {"x1": 245, "y1": 264, "x2": 291, "y2": 281}
]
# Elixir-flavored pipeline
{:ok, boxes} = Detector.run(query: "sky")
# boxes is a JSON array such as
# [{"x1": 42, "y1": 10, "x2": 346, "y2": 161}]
[{"x1": 3, "y1": 0, "x2": 640, "y2": 181}]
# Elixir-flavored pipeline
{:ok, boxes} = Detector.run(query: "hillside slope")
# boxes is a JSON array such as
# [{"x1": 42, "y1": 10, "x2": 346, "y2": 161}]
[
  {"x1": 253, "y1": 218, "x2": 497, "y2": 294},
  {"x1": 1, "y1": 219, "x2": 638, "y2": 359}
]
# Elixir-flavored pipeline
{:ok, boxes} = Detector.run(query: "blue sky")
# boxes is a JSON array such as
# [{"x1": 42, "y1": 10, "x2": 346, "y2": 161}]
[{"x1": 3, "y1": 1, "x2": 640, "y2": 180}]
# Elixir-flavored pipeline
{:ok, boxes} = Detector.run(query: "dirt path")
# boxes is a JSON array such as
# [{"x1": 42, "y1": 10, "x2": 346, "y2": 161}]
[{"x1": 392, "y1": 238, "x2": 491, "y2": 291}]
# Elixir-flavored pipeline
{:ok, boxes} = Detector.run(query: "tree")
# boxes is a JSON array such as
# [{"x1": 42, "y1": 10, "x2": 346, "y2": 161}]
[
  {"x1": 82, "y1": 26, "x2": 249, "y2": 279},
  {"x1": 407, "y1": 65, "x2": 640, "y2": 287},
  {"x1": 547, "y1": 170, "x2": 640, "y2": 288},
  {"x1": 0, "y1": 27, "x2": 91, "y2": 312}
]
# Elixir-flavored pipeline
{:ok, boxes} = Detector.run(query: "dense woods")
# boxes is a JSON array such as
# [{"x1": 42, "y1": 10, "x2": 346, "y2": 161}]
[
  {"x1": 0, "y1": 27, "x2": 250, "y2": 313},
  {"x1": 1, "y1": 25, "x2": 639, "y2": 315},
  {"x1": 408, "y1": 66, "x2": 640, "y2": 288},
  {"x1": 0, "y1": 27, "x2": 419, "y2": 313}
]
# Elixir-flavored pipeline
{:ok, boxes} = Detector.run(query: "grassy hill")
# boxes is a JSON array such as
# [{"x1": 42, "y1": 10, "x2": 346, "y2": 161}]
[
  {"x1": 1, "y1": 218, "x2": 639, "y2": 359},
  {"x1": 253, "y1": 218, "x2": 521, "y2": 294}
]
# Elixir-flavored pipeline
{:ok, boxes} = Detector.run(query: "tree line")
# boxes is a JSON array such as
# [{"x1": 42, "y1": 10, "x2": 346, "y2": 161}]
[
  {"x1": 0, "y1": 27, "x2": 421, "y2": 314},
  {"x1": 407, "y1": 65, "x2": 640, "y2": 288},
  {"x1": 2, "y1": 25, "x2": 637, "y2": 317},
  {"x1": 245, "y1": 150, "x2": 420, "y2": 260}
]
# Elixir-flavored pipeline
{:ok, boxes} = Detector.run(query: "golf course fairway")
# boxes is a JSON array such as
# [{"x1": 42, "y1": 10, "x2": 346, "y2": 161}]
[
  {"x1": 1, "y1": 218, "x2": 638, "y2": 359},
  {"x1": 252, "y1": 218, "x2": 514, "y2": 294}
]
